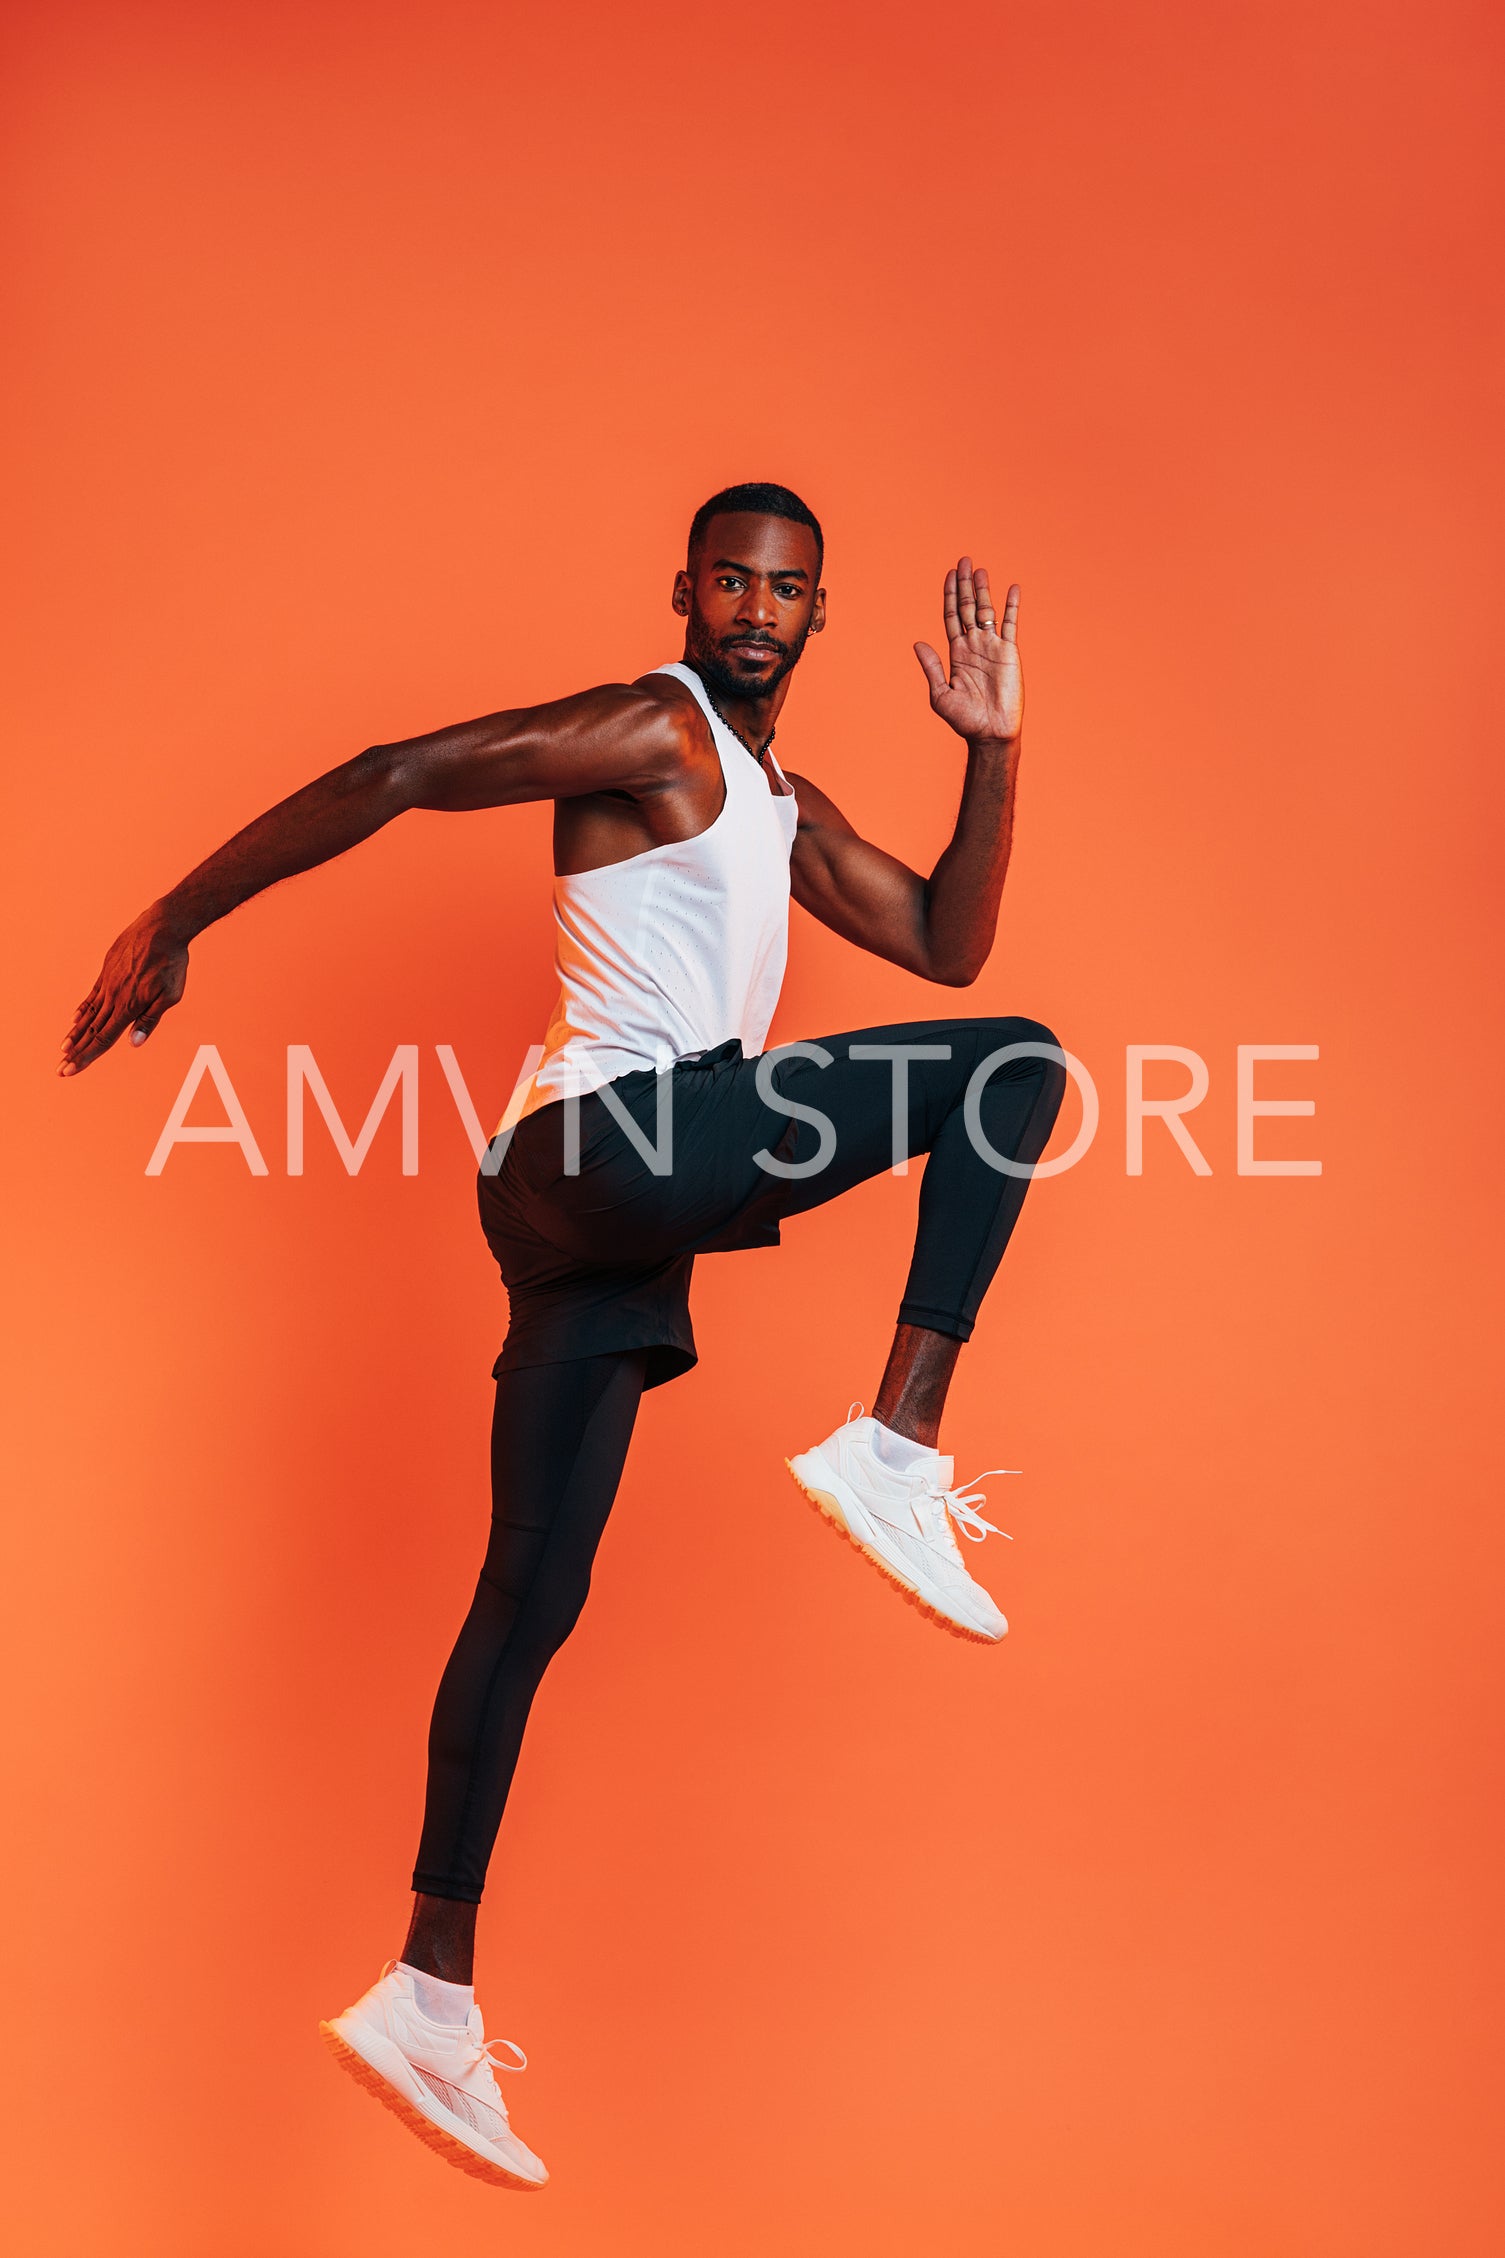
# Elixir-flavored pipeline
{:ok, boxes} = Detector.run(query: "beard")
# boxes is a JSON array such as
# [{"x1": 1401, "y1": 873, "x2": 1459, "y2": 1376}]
[{"x1": 683, "y1": 608, "x2": 811, "y2": 705}]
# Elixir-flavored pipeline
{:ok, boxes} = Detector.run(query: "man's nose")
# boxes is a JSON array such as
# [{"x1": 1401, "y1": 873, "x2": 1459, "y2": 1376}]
[{"x1": 735, "y1": 582, "x2": 777, "y2": 627}]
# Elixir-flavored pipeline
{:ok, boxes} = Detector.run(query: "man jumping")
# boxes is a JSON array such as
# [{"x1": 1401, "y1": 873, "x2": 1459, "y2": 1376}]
[{"x1": 60, "y1": 482, "x2": 1066, "y2": 2190}]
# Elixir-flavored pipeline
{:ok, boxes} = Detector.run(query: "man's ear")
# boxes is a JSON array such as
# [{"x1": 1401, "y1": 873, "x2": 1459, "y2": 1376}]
[
  {"x1": 809, "y1": 586, "x2": 827, "y2": 635},
  {"x1": 671, "y1": 569, "x2": 692, "y2": 617}
]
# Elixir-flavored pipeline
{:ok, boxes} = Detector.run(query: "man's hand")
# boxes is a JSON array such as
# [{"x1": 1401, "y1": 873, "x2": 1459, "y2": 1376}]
[
  {"x1": 789, "y1": 556, "x2": 1023, "y2": 983},
  {"x1": 60, "y1": 908, "x2": 189, "y2": 1076},
  {"x1": 914, "y1": 559, "x2": 1022, "y2": 745}
]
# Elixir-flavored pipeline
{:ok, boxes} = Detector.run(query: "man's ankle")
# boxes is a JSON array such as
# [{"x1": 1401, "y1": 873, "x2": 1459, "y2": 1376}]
[{"x1": 401, "y1": 1890, "x2": 479, "y2": 1984}]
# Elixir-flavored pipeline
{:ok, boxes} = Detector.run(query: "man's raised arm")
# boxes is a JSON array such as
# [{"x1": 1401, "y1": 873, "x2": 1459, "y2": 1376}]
[
  {"x1": 787, "y1": 561, "x2": 1025, "y2": 987},
  {"x1": 59, "y1": 683, "x2": 682, "y2": 1075}
]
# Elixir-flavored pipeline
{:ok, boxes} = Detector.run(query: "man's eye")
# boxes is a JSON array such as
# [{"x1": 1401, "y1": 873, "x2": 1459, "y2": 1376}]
[{"x1": 776, "y1": 585, "x2": 801, "y2": 599}]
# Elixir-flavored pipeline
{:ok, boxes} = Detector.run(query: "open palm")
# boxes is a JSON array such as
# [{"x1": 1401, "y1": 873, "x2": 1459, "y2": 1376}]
[{"x1": 915, "y1": 558, "x2": 1022, "y2": 743}]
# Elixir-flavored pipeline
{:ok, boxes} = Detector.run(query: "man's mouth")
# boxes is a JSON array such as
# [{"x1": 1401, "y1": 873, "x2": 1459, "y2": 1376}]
[{"x1": 723, "y1": 639, "x2": 781, "y2": 661}]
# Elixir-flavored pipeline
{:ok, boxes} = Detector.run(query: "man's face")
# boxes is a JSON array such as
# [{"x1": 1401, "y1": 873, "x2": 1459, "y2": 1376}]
[{"x1": 673, "y1": 512, "x2": 825, "y2": 702}]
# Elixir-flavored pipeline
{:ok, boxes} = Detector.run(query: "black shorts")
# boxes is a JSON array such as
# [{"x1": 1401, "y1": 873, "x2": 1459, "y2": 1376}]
[{"x1": 478, "y1": 1019, "x2": 1066, "y2": 1390}]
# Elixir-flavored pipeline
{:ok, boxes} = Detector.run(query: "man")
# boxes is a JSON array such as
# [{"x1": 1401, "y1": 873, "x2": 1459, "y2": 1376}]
[{"x1": 60, "y1": 481, "x2": 1066, "y2": 2190}]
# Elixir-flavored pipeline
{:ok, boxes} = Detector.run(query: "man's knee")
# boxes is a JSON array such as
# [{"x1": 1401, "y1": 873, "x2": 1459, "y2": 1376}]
[
  {"x1": 536, "y1": 1563, "x2": 596, "y2": 1660},
  {"x1": 967, "y1": 1019, "x2": 1069, "y2": 1129},
  {"x1": 967, "y1": 1015, "x2": 1064, "y2": 1065}
]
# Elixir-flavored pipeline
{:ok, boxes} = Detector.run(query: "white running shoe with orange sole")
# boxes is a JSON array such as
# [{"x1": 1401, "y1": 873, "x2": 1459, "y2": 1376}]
[
  {"x1": 787, "y1": 1410, "x2": 1014, "y2": 1642},
  {"x1": 320, "y1": 1961, "x2": 547, "y2": 2190}
]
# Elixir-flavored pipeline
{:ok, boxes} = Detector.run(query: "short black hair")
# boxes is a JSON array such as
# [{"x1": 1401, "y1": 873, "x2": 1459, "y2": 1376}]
[{"x1": 688, "y1": 481, "x2": 823, "y2": 575}]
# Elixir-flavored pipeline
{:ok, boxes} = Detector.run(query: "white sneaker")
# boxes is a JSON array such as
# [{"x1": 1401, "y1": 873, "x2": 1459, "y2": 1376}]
[
  {"x1": 787, "y1": 1410, "x2": 1014, "y2": 1642},
  {"x1": 320, "y1": 1962, "x2": 547, "y2": 2190}
]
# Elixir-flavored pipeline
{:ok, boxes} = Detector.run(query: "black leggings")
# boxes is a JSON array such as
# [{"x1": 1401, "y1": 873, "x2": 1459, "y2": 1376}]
[
  {"x1": 413, "y1": 1017, "x2": 1065, "y2": 1901},
  {"x1": 412, "y1": 1352, "x2": 647, "y2": 1903}
]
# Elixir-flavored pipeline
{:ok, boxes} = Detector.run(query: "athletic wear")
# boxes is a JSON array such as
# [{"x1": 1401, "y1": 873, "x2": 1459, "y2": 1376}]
[
  {"x1": 411, "y1": 1017, "x2": 1064, "y2": 1902},
  {"x1": 787, "y1": 1411, "x2": 1013, "y2": 1642},
  {"x1": 414, "y1": 1351, "x2": 649, "y2": 1903},
  {"x1": 321, "y1": 1961, "x2": 546, "y2": 2190},
  {"x1": 524, "y1": 663, "x2": 798, "y2": 1113},
  {"x1": 489, "y1": 1017, "x2": 1068, "y2": 1388}
]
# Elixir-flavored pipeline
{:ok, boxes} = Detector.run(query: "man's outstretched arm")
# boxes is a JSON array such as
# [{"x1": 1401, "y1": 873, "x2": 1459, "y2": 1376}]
[
  {"x1": 59, "y1": 684, "x2": 685, "y2": 1075},
  {"x1": 787, "y1": 561, "x2": 1024, "y2": 988}
]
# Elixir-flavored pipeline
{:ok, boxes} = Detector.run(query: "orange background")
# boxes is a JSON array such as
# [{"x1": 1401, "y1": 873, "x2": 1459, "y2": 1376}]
[{"x1": 5, "y1": 3, "x2": 1503, "y2": 2252}]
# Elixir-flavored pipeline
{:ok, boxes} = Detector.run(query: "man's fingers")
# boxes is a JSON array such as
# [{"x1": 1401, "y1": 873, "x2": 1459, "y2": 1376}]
[
  {"x1": 914, "y1": 640, "x2": 948, "y2": 695},
  {"x1": 61, "y1": 1022, "x2": 119, "y2": 1075},
  {"x1": 65, "y1": 975, "x2": 125, "y2": 1044},
  {"x1": 61, "y1": 977, "x2": 131, "y2": 1073},
  {"x1": 70, "y1": 987, "x2": 113, "y2": 1044},
  {"x1": 83, "y1": 999, "x2": 134, "y2": 1057},
  {"x1": 941, "y1": 568, "x2": 961, "y2": 644},
  {"x1": 1000, "y1": 582, "x2": 1021, "y2": 642},
  {"x1": 79, "y1": 1011, "x2": 134, "y2": 1063},
  {"x1": 72, "y1": 982, "x2": 151, "y2": 1068},
  {"x1": 61, "y1": 1005, "x2": 106, "y2": 1068},
  {"x1": 956, "y1": 555, "x2": 977, "y2": 631}
]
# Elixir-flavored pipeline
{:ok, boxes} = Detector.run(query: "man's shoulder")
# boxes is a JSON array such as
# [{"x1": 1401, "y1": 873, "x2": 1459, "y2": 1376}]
[
  {"x1": 778, "y1": 766, "x2": 843, "y2": 828},
  {"x1": 556, "y1": 672, "x2": 711, "y2": 790},
  {"x1": 624, "y1": 665, "x2": 703, "y2": 718},
  {"x1": 616, "y1": 670, "x2": 714, "y2": 763}
]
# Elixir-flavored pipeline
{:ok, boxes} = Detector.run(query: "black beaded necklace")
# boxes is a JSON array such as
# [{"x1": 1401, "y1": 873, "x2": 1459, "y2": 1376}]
[{"x1": 702, "y1": 682, "x2": 777, "y2": 768}]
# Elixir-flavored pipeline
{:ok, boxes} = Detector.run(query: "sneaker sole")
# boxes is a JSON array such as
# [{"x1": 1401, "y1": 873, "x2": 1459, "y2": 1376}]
[
  {"x1": 785, "y1": 1457, "x2": 1004, "y2": 1643},
  {"x1": 319, "y1": 2022, "x2": 547, "y2": 2191}
]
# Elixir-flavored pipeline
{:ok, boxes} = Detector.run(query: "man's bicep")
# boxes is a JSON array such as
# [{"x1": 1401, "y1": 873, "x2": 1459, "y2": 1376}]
[
  {"x1": 393, "y1": 684, "x2": 685, "y2": 812},
  {"x1": 788, "y1": 777, "x2": 929, "y2": 964}
]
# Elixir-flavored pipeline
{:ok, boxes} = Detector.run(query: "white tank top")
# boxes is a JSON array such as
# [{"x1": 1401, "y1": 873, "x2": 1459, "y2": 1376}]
[{"x1": 518, "y1": 661, "x2": 799, "y2": 1115}]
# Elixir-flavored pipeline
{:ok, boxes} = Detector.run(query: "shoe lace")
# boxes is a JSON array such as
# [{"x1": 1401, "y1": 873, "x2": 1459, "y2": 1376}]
[
  {"x1": 843, "y1": 1406, "x2": 1018, "y2": 1550},
  {"x1": 914, "y1": 1468, "x2": 1018, "y2": 1546},
  {"x1": 462, "y1": 2033, "x2": 528, "y2": 2083},
  {"x1": 379, "y1": 1960, "x2": 528, "y2": 2081}
]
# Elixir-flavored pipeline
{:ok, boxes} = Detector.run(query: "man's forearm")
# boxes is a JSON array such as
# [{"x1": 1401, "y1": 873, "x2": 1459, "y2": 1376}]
[
  {"x1": 920, "y1": 733, "x2": 1019, "y2": 985},
  {"x1": 153, "y1": 746, "x2": 409, "y2": 941}
]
